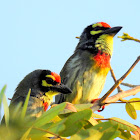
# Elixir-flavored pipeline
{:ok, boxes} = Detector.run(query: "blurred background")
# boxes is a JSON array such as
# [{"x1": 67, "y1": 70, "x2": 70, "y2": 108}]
[{"x1": 0, "y1": 0, "x2": 139, "y2": 127}]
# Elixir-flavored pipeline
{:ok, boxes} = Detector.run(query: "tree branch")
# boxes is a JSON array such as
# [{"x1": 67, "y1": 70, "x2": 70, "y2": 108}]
[
  {"x1": 105, "y1": 86, "x2": 140, "y2": 104},
  {"x1": 101, "y1": 56, "x2": 140, "y2": 102},
  {"x1": 121, "y1": 82, "x2": 140, "y2": 88},
  {"x1": 110, "y1": 66, "x2": 123, "y2": 92},
  {"x1": 91, "y1": 56, "x2": 140, "y2": 112}
]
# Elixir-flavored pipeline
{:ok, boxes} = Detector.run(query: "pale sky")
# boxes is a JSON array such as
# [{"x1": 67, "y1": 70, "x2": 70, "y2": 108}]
[{"x1": 0, "y1": 0, "x2": 140, "y2": 128}]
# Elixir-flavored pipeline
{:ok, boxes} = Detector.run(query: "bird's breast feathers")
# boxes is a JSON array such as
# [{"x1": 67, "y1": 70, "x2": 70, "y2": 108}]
[
  {"x1": 92, "y1": 50, "x2": 111, "y2": 69},
  {"x1": 71, "y1": 64, "x2": 110, "y2": 104},
  {"x1": 62, "y1": 51, "x2": 110, "y2": 104}
]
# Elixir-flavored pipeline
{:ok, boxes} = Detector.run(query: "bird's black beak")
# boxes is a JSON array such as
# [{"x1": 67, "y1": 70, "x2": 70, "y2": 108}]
[
  {"x1": 50, "y1": 83, "x2": 72, "y2": 94},
  {"x1": 103, "y1": 26, "x2": 122, "y2": 36}
]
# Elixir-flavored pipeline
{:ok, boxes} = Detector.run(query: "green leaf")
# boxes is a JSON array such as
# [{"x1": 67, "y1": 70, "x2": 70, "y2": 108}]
[
  {"x1": 129, "y1": 98, "x2": 140, "y2": 110},
  {"x1": 0, "y1": 125, "x2": 19, "y2": 140},
  {"x1": 0, "y1": 85, "x2": 7, "y2": 120},
  {"x1": 21, "y1": 89, "x2": 31, "y2": 121},
  {"x1": 119, "y1": 129, "x2": 131, "y2": 140},
  {"x1": 125, "y1": 103, "x2": 137, "y2": 119},
  {"x1": 90, "y1": 122, "x2": 120, "y2": 140},
  {"x1": 100, "y1": 126, "x2": 120, "y2": 140},
  {"x1": 70, "y1": 128, "x2": 102, "y2": 140},
  {"x1": 20, "y1": 126, "x2": 32, "y2": 140},
  {"x1": 11, "y1": 102, "x2": 22, "y2": 120},
  {"x1": 46, "y1": 119, "x2": 65, "y2": 135},
  {"x1": 110, "y1": 117, "x2": 137, "y2": 132},
  {"x1": 101, "y1": 130, "x2": 120, "y2": 140},
  {"x1": 0, "y1": 85, "x2": 6, "y2": 107},
  {"x1": 71, "y1": 122, "x2": 120, "y2": 140},
  {"x1": 34, "y1": 102, "x2": 66, "y2": 127},
  {"x1": 29, "y1": 123, "x2": 54, "y2": 139},
  {"x1": 93, "y1": 121, "x2": 116, "y2": 132},
  {"x1": 60, "y1": 109, "x2": 92, "y2": 137},
  {"x1": 60, "y1": 103, "x2": 92, "y2": 115},
  {"x1": 41, "y1": 122, "x2": 54, "y2": 129},
  {"x1": 2, "y1": 93, "x2": 9, "y2": 126},
  {"x1": 85, "y1": 130, "x2": 103, "y2": 140},
  {"x1": 74, "y1": 104, "x2": 93, "y2": 111},
  {"x1": 59, "y1": 108, "x2": 74, "y2": 115},
  {"x1": 31, "y1": 120, "x2": 65, "y2": 139},
  {"x1": 29, "y1": 128, "x2": 47, "y2": 139}
]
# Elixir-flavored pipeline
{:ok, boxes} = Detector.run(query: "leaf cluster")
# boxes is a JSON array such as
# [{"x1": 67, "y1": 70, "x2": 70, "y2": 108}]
[
  {"x1": 0, "y1": 86, "x2": 139, "y2": 140},
  {"x1": 0, "y1": 32, "x2": 140, "y2": 140}
]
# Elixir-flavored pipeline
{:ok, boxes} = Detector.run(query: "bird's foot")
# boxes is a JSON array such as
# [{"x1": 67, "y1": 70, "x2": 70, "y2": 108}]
[{"x1": 91, "y1": 98, "x2": 105, "y2": 112}]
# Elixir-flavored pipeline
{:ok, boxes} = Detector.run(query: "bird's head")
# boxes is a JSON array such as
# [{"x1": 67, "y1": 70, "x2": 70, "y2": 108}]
[
  {"x1": 76, "y1": 22, "x2": 122, "y2": 57},
  {"x1": 39, "y1": 70, "x2": 72, "y2": 96},
  {"x1": 11, "y1": 70, "x2": 71, "y2": 112},
  {"x1": 38, "y1": 70, "x2": 72, "y2": 111},
  {"x1": 15, "y1": 70, "x2": 71, "y2": 102}
]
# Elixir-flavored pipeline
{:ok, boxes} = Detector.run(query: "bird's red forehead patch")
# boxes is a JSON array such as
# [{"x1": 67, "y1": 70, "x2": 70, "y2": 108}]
[
  {"x1": 51, "y1": 72, "x2": 61, "y2": 83},
  {"x1": 98, "y1": 22, "x2": 111, "y2": 28}
]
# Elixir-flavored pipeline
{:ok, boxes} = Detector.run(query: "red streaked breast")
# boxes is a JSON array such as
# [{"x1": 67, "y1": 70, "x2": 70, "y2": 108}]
[{"x1": 93, "y1": 51, "x2": 110, "y2": 68}]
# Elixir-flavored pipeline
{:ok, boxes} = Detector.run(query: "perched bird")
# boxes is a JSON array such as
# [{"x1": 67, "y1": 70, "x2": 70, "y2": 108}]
[
  {"x1": 9, "y1": 69, "x2": 72, "y2": 118},
  {"x1": 55, "y1": 22, "x2": 122, "y2": 104}
]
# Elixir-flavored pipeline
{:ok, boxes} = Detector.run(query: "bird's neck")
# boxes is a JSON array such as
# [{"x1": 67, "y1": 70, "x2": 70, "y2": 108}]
[
  {"x1": 93, "y1": 50, "x2": 111, "y2": 68},
  {"x1": 42, "y1": 91, "x2": 60, "y2": 111}
]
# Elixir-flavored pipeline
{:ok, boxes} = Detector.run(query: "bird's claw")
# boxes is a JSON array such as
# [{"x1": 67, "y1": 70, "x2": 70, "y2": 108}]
[{"x1": 91, "y1": 98, "x2": 105, "y2": 112}]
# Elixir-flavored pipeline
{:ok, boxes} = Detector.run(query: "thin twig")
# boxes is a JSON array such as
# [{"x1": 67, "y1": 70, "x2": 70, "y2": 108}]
[
  {"x1": 121, "y1": 82, "x2": 139, "y2": 88},
  {"x1": 33, "y1": 127, "x2": 63, "y2": 139},
  {"x1": 100, "y1": 56, "x2": 140, "y2": 104},
  {"x1": 95, "y1": 118, "x2": 109, "y2": 121},
  {"x1": 118, "y1": 33, "x2": 140, "y2": 43},
  {"x1": 105, "y1": 100, "x2": 140, "y2": 105},
  {"x1": 110, "y1": 66, "x2": 123, "y2": 92}
]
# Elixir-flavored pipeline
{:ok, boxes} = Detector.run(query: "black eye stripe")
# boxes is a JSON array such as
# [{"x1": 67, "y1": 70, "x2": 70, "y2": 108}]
[
  {"x1": 83, "y1": 25, "x2": 110, "y2": 40},
  {"x1": 94, "y1": 26, "x2": 110, "y2": 31},
  {"x1": 84, "y1": 25, "x2": 110, "y2": 33},
  {"x1": 46, "y1": 77, "x2": 57, "y2": 85}
]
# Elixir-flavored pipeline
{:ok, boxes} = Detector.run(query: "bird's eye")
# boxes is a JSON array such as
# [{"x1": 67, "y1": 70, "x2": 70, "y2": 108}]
[
  {"x1": 46, "y1": 77, "x2": 53, "y2": 84},
  {"x1": 46, "y1": 77, "x2": 57, "y2": 85}
]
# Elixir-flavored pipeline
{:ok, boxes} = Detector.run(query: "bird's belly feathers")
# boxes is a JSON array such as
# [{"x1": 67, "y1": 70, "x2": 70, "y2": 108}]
[
  {"x1": 82, "y1": 66, "x2": 109, "y2": 103},
  {"x1": 66, "y1": 64, "x2": 110, "y2": 104},
  {"x1": 27, "y1": 97, "x2": 44, "y2": 118}
]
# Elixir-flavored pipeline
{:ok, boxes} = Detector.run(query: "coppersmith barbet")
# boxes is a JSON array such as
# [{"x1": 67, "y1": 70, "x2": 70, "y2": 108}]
[
  {"x1": 55, "y1": 22, "x2": 122, "y2": 104},
  {"x1": 8, "y1": 69, "x2": 71, "y2": 118}
]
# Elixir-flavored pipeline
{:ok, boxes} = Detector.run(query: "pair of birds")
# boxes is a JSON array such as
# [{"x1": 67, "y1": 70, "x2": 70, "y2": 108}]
[{"x1": 5, "y1": 22, "x2": 122, "y2": 119}]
